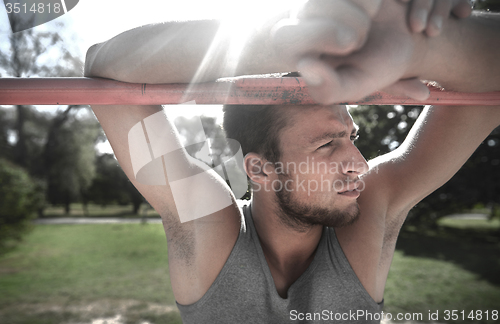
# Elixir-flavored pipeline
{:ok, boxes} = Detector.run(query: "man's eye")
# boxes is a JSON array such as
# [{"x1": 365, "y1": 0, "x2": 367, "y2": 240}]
[
  {"x1": 351, "y1": 134, "x2": 360, "y2": 142},
  {"x1": 319, "y1": 141, "x2": 333, "y2": 149}
]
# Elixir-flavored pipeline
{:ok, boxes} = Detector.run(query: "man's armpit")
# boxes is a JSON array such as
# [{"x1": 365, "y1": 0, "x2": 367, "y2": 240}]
[{"x1": 163, "y1": 217, "x2": 195, "y2": 263}]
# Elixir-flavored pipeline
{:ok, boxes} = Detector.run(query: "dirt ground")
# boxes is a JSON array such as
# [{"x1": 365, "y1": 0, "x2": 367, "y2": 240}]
[
  {"x1": 1, "y1": 300, "x2": 444, "y2": 324},
  {"x1": 0, "y1": 299, "x2": 179, "y2": 324}
]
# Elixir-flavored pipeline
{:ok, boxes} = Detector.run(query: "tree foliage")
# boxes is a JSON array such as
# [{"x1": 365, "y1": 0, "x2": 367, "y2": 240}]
[
  {"x1": 0, "y1": 16, "x2": 103, "y2": 216},
  {"x1": 474, "y1": 0, "x2": 500, "y2": 12},
  {"x1": 0, "y1": 159, "x2": 44, "y2": 252},
  {"x1": 0, "y1": 17, "x2": 83, "y2": 170},
  {"x1": 350, "y1": 105, "x2": 422, "y2": 160},
  {"x1": 174, "y1": 115, "x2": 234, "y2": 164},
  {"x1": 44, "y1": 109, "x2": 100, "y2": 213},
  {"x1": 0, "y1": 19, "x2": 82, "y2": 78},
  {"x1": 174, "y1": 115, "x2": 252, "y2": 199},
  {"x1": 85, "y1": 153, "x2": 145, "y2": 214},
  {"x1": 0, "y1": 108, "x2": 13, "y2": 161}
]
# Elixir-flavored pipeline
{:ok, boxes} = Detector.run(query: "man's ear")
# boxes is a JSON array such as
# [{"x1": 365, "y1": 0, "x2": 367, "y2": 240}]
[{"x1": 244, "y1": 153, "x2": 274, "y2": 184}]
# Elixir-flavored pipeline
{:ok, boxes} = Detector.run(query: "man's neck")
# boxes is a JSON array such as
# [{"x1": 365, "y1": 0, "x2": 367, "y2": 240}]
[{"x1": 250, "y1": 196, "x2": 323, "y2": 297}]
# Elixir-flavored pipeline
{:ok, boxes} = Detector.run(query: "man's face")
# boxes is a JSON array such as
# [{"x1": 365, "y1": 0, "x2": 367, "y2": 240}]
[{"x1": 270, "y1": 105, "x2": 369, "y2": 231}]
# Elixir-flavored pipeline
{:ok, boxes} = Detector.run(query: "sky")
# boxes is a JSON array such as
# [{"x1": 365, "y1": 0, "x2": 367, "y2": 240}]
[{"x1": 0, "y1": 0, "x2": 299, "y2": 153}]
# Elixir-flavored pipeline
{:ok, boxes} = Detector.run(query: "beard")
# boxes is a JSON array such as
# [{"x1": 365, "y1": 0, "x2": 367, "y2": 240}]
[{"x1": 274, "y1": 174, "x2": 360, "y2": 232}]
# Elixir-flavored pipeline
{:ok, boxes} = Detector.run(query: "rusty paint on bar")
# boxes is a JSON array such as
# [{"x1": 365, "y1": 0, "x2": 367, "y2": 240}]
[{"x1": 0, "y1": 77, "x2": 499, "y2": 106}]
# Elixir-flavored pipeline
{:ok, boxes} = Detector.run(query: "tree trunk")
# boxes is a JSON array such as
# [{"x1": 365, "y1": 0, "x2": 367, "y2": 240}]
[
  {"x1": 82, "y1": 201, "x2": 89, "y2": 217},
  {"x1": 133, "y1": 200, "x2": 142, "y2": 215},
  {"x1": 64, "y1": 193, "x2": 71, "y2": 215},
  {"x1": 13, "y1": 105, "x2": 28, "y2": 168}
]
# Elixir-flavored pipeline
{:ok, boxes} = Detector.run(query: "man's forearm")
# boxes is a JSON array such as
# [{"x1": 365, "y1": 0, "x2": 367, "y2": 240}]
[
  {"x1": 416, "y1": 11, "x2": 500, "y2": 92},
  {"x1": 85, "y1": 3, "x2": 500, "y2": 101},
  {"x1": 85, "y1": 18, "x2": 291, "y2": 83}
]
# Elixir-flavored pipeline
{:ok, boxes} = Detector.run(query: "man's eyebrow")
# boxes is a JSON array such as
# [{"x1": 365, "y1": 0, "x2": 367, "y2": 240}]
[
  {"x1": 309, "y1": 125, "x2": 359, "y2": 144},
  {"x1": 309, "y1": 131, "x2": 347, "y2": 144}
]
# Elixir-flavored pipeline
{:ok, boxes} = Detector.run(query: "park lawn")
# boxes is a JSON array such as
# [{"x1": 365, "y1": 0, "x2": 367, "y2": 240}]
[
  {"x1": 42, "y1": 203, "x2": 160, "y2": 218},
  {"x1": 384, "y1": 217, "x2": 500, "y2": 323},
  {"x1": 0, "y1": 223, "x2": 181, "y2": 324},
  {"x1": 385, "y1": 249, "x2": 500, "y2": 323},
  {"x1": 0, "y1": 219, "x2": 499, "y2": 323},
  {"x1": 438, "y1": 217, "x2": 500, "y2": 230}
]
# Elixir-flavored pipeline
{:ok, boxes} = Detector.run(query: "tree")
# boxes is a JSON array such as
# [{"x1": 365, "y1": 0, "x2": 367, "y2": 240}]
[
  {"x1": 0, "y1": 18, "x2": 82, "y2": 169},
  {"x1": 350, "y1": 105, "x2": 422, "y2": 160},
  {"x1": 0, "y1": 159, "x2": 44, "y2": 253},
  {"x1": 0, "y1": 17, "x2": 101, "y2": 215},
  {"x1": 474, "y1": 0, "x2": 500, "y2": 12},
  {"x1": 0, "y1": 108, "x2": 13, "y2": 161},
  {"x1": 43, "y1": 108, "x2": 100, "y2": 214},
  {"x1": 85, "y1": 153, "x2": 145, "y2": 215},
  {"x1": 173, "y1": 115, "x2": 233, "y2": 162},
  {"x1": 174, "y1": 115, "x2": 251, "y2": 199}
]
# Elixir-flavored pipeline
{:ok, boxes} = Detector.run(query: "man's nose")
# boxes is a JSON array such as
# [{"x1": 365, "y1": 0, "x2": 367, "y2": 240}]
[{"x1": 342, "y1": 143, "x2": 369, "y2": 176}]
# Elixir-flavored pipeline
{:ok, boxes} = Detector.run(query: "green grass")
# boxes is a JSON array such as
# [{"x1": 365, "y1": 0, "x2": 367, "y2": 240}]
[
  {"x1": 385, "y1": 250, "x2": 500, "y2": 323},
  {"x1": 384, "y1": 219, "x2": 500, "y2": 323},
  {"x1": 42, "y1": 203, "x2": 160, "y2": 218},
  {"x1": 438, "y1": 217, "x2": 500, "y2": 230},
  {"x1": 0, "y1": 224, "x2": 181, "y2": 324},
  {"x1": 1, "y1": 218, "x2": 499, "y2": 323}
]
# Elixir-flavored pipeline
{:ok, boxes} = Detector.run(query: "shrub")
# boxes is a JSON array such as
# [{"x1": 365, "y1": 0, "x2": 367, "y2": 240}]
[{"x1": 0, "y1": 159, "x2": 44, "y2": 252}]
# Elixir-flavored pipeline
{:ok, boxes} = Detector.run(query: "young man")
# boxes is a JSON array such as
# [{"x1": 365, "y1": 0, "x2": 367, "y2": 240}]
[{"x1": 84, "y1": 0, "x2": 500, "y2": 322}]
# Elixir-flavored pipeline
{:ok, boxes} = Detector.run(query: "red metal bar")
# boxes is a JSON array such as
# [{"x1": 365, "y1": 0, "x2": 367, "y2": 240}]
[{"x1": 0, "y1": 77, "x2": 499, "y2": 106}]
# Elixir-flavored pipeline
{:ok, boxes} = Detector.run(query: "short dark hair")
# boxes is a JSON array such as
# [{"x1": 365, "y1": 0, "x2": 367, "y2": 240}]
[{"x1": 222, "y1": 105, "x2": 290, "y2": 162}]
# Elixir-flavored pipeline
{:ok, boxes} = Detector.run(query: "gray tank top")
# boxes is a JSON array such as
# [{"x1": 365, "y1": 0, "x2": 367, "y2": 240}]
[{"x1": 176, "y1": 204, "x2": 384, "y2": 323}]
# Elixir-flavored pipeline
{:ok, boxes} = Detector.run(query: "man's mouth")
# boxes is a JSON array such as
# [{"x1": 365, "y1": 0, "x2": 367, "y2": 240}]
[
  {"x1": 337, "y1": 181, "x2": 361, "y2": 197},
  {"x1": 338, "y1": 188, "x2": 360, "y2": 198}
]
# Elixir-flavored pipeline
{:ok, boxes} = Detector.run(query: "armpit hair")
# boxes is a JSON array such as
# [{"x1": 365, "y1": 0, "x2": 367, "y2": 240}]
[{"x1": 162, "y1": 210, "x2": 195, "y2": 265}]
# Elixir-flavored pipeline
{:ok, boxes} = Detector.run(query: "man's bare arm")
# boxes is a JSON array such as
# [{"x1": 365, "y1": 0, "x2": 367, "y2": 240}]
[
  {"x1": 88, "y1": 103, "x2": 242, "y2": 305},
  {"x1": 84, "y1": 0, "x2": 378, "y2": 85},
  {"x1": 87, "y1": 1, "x2": 452, "y2": 87},
  {"x1": 418, "y1": 10, "x2": 500, "y2": 92},
  {"x1": 366, "y1": 106, "x2": 500, "y2": 229},
  {"x1": 85, "y1": 20, "x2": 287, "y2": 83}
]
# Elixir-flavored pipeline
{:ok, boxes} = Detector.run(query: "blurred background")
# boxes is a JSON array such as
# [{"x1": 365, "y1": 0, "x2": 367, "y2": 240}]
[{"x1": 0, "y1": 0, "x2": 499, "y2": 323}]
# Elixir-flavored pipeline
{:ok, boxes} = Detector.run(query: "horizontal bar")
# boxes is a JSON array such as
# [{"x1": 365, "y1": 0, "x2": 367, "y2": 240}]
[{"x1": 0, "y1": 77, "x2": 499, "y2": 106}]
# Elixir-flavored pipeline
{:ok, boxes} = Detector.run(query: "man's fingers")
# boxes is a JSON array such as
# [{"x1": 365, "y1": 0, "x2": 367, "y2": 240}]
[
  {"x1": 274, "y1": 0, "x2": 378, "y2": 68},
  {"x1": 452, "y1": 0, "x2": 472, "y2": 18},
  {"x1": 272, "y1": 19, "x2": 366, "y2": 64},
  {"x1": 298, "y1": 58, "x2": 378, "y2": 105},
  {"x1": 298, "y1": 58, "x2": 350, "y2": 105},
  {"x1": 383, "y1": 78, "x2": 431, "y2": 101},
  {"x1": 408, "y1": 0, "x2": 434, "y2": 33},
  {"x1": 299, "y1": 64, "x2": 431, "y2": 106},
  {"x1": 425, "y1": 0, "x2": 452, "y2": 37}
]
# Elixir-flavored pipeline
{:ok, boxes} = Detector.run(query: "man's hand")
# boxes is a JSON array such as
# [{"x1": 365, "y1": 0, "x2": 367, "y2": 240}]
[
  {"x1": 274, "y1": 0, "x2": 427, "y2": 104},
  {"x1": 272, "y1": 0, "x2": 474, "y2": 104},
  {"x1": 271, "y1": 0, "x2": 383, "y2": 72}
]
